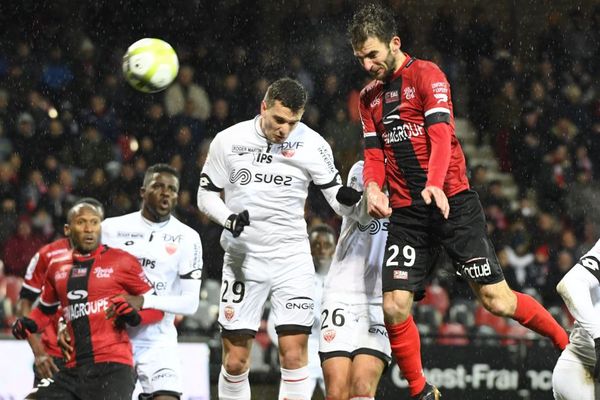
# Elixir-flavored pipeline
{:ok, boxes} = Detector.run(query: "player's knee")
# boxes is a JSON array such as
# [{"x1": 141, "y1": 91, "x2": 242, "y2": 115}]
[
  {"x1": 280, "y1": 350, "x2": 305, "y2": 369},
  {"x1": 326, "y1": 384, "x2": 349, "y2": 400},
  {"x1": 481, "y1": 296, "x2": 513, "y2": 317},
  {"x1": 222, "y1": 356, "x2": 250, "y2": 375},
  {"x1": 382, "y1": 300, "x2": 411, "y2": 323},
  {"x1": 351, "y1": 378, "x2": 376, "y2": 397}
]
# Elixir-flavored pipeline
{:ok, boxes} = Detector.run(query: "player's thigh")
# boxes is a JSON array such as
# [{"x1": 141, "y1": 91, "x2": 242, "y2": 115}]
[
  {"x1": 270, "y1": 251, "x2": 315, "y2": 333},
  {"x1": 81, "y1": 362, "x2": 136, "y2": 400},
  {"x1": 441, "y1": 190, "x2": 504, "y2": 285},
  {"x1": 218, "y1": 252, "x2": 271, "y2": 334},
  {"x1": 134, "y1": 345, "x2": 182, "y2": 396},
  {"x1": 321, "y1": 356, "x2": 352, "y2": 398},
  {"x1": 319, "y1": 299, "x2": 357, "y2": 357},
  {"x1": 382, "y1": 218, "x2": 434, "y2": 296},
  {"x1": 552, "y1": 356, "x2": 597, "y2": 400}
]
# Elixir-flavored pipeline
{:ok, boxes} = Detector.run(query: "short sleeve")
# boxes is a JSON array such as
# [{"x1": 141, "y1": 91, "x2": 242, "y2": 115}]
[
  {"x1": 178, "y1": 231, "x2": 203, "y2": 280},
  {"x1": 200, "y1": 134, "x2": 229, "y2": 191}
]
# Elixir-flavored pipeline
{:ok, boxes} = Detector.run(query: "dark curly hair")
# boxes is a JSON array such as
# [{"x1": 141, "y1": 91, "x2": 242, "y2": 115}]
[{"x1": 348, "y1": 2, "x2": 398, "y2": 48}]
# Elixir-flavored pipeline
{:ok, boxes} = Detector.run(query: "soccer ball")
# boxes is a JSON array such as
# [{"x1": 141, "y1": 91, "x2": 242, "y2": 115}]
[{"x1": 122, "y1": 38, "x2": 179, "y2": 93}]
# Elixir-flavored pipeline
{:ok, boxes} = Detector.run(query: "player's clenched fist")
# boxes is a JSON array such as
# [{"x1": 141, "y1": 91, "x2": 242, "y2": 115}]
[
  {"x1": 225, "y1": 210, "x2": 250, "y2": 238},
  {"x1": 366, "y1": 182, "x2": 392, "y2": 219},
  {"x1": 12, "y1": 317, "x2": 38, "y2": 339}
]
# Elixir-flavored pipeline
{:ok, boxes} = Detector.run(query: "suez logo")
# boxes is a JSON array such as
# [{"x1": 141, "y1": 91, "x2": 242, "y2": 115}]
[
  {"x1": 357, "y1": 219, "x2": 389, "y2": 235},
  {"x1": 390, "y1": 364, "x2": 553, "y2": 391},
  {"x1": 229, "y1": 168, "x2": 292, "y2": 186}
]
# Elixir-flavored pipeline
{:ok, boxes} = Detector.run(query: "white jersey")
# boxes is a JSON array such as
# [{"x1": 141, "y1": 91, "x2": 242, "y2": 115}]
[
  {"x1": 323, "y1": 161, "x2": 387, "y2": 303},
  {"x1": 200, "y1": 116, "x2": 341, "y2": 254},
  {"x1": 102, "y1": 211, "x2": 203, "y2": 346},
  {"x1": 561, "y1": 239, "x2": 600, "y2": 366}
]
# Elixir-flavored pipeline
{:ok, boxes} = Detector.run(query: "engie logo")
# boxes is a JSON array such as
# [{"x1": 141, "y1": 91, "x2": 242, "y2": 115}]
[
  {"x1": 229, "y1": 168, "x2": 292, "y2": 186},
  {"x1": 67, "y1": 290, "x2": 88, "y2": 301},
  {"x1": 285, "y1": 296, "x2": 314, "y2": 310}
]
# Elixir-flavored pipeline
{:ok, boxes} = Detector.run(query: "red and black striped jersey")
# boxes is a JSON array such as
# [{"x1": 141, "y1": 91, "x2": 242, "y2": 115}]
[
  {"x1": 21, "y1": 238, "x2": 72, "y2": 358},
  {"x1": 38, "y1": 245, "x2": 152, "y2": 367},
  {"x1": 359, "y1": 55, "x2": 469, "y2": 208}
]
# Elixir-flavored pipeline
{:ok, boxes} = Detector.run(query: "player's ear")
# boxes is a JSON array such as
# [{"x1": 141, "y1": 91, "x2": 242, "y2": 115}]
[
  {"x1": 140, "y1": 186, "x2": 146, "y2": 199},
  {"x1": 64, "y1": 223, "x2": 70, "y2": 237},
  {"x1": 389, "y1": 36, "x2": 401, "y2": 53}
]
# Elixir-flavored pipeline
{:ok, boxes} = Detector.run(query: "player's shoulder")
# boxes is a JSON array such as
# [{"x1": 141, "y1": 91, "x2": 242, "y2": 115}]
[
  {"x1": 294, "y1": 122, "x2": 327, "y2": 146},
  {"x1": 359, "y1": 79, "x2": 383, "y2": 102},
  {"x1": 39, "y1": 237, "x2": 71, "y2": 256},
  {"x1": 213, "y1": 119, "x2": 255, "y2": 142},
  {"x1": 581, "y1": 239, "x2": 600, "y2": 260},
  {"x1": 103, "y1": 245, "x2": 139, "y2": 264},
  {"x1": 168, "y1": 215, "x2": 201, "y2": 241}
]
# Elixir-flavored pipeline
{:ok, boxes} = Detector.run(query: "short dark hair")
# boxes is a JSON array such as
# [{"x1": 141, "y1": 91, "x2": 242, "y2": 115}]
[
  {"x1": 67, "y1": 197, "x2": 104, "y2": 222},
  {"x1": 143, "y1": 163, "x2": 180, "y2": 187},
  {"x1": 264, "y1": 78, "x2": 307, "y2": 113},
  {"x1": 348, "y1": 2, "x2": 397, "y2": 48},
  {"x1": 309, "y1": 224, "x2": 336, "y2": 243}
]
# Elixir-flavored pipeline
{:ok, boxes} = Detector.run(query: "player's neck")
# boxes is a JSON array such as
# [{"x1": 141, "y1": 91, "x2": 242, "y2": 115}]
[
  {"x1": 141, "y1": 208, "x2": 170, "y2": 224},
  {"x1": 394, "y1": 51, "x2": 407, "y2": 74}
]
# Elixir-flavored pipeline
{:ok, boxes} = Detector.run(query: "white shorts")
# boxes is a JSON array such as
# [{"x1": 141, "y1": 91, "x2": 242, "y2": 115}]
[
  {"x1": 552, "y1": 347, "x2": 599, "y2": 400},
  {"x1": 219, "y1": 249, "x2": 315, "y2": 335},
  {"x1": 133, "y1": 344, "x2": 182, "y2": 395},
  {"x1": 318, "y1": 299, "x2": 391, "y2": 364}
]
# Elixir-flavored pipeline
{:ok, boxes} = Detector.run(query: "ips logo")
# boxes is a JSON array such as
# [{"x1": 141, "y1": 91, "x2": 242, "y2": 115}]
[{"x1": 254, "y1": 153, "x2": 273, "y2": 164}]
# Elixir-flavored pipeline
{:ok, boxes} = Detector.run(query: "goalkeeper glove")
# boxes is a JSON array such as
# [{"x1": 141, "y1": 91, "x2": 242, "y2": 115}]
[
  {"x1": 111, "y1": 296, "x2": 141, "y2": 327},
  {"x1": 12, "y1": 317, "x2": 38, "y2": 339},
  {"x1": 225, "y1": 210, "x2": 250, "y2": 238},
  {"x1": 336, "y1": 186, "x2": 362, "y2": 206}
]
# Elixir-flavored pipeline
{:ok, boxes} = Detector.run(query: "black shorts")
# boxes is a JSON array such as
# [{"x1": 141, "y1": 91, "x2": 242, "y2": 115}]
[
  {"x1": 33, "y1": 356, "x2": 66, "y2": 386},
  {"x1": 382, "y1": 190, "x2": 504, "y2": 296},
  {"x1": 27, "y1": 362, "x2": 135, "y2": 400}
]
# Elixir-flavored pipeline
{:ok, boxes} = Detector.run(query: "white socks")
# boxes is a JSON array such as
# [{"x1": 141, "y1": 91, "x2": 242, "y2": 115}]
[
  {"x1": 218, "y1": 366, "x2": 250, "y2": 400},
  {"x1": 279, "y1": 366, "x2": 312, "y2": 400}
]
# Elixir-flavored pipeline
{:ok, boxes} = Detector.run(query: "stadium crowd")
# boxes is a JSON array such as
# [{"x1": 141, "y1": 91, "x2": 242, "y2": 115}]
[{"x1": 0, "y1": 1, "x2": 599, "y2": 349}]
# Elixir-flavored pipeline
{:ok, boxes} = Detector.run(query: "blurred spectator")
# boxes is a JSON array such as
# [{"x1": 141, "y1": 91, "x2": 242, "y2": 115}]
[
  {"x1": 41, "y1": 46, "x2": 73, "y2": 102},
  {"x1": 1, "y1": 216, "x2": 45, "y2": 277},
  {"x1": 536, "y1": 144, "x2": 574, "y2": 214},
  {"x1": 80, "y1": 94, "x2": 118, "y2": 141},
  {"x1": 204, "y1": 98, "x2": 233, "y2": 137},
  {"x1": 164, "y1": 65, "x2": 211, "y2": 121},
  {"x1": 0, "y1": 198, "x2": 18, "y2": 245},
  {"x1": 73, "y1": 125, "x2": 113, "y2": 170},
  {"x1": 0, "y1": 120, "x2": 13, "y2": 162}
]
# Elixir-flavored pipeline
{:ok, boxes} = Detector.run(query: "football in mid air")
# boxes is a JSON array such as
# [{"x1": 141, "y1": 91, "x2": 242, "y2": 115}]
[{"x1": 122, "y1": 38, "x2": 179, "y2": 93}]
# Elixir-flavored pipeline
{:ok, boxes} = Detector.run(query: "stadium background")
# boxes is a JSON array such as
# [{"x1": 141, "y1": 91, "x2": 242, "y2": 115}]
[{"x1": 0, "y1": 1, "x2": 598, "y2": 398}]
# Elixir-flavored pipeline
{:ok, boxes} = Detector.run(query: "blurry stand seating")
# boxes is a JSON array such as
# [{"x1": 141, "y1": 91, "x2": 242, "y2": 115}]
[
  {"x1": 420, "y1": 284, "x2": 450, "y2": 317},
  {"x1": 472, "y1": 325, "x2": 500, "y2": 347},
  {"x1": 414, "y1": 304, "x2": 443, "y2": 336},
  {"x1": 437, "y1": 322, "x2": 469, "y2": 346},
  {"x1": 0, "y1": 275, "x2": 22, "y2": 328},
  {"x1": 502, "y1": 322, "x2": 536, "y2": 346},
  {"x1": 474, "y1": 304, "x2": 508, "y2": 334},
  {"x1": 447, "y1": 301, "x2": 475, "y2": 329}
]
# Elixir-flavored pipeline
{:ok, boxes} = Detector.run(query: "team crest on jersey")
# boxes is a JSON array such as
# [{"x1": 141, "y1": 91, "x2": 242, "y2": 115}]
[
  {"x1": 403, "y1": 86, "x2": 416, "y2": 100},
  {"x1": 165, "y1": 244, "x2": 178, "y2": 255},
  {"x1": 281, "y1": 149, "x2": 295, "y2": 158},
  {"x1": 323, "y1": 329, "x2": 336, "y2": 343},
  {"x1": 224, "y1": 305, "x2": 235, "y2": 321}
]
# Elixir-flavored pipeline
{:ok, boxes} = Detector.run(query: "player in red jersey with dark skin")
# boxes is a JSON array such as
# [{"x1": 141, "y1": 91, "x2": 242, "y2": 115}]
[
  {"x1": 11, "y1": 198, "x2": 163, "y2": 400},
  {"x1": 348, "y1": 3, "x2": 568, "y2": 399}
]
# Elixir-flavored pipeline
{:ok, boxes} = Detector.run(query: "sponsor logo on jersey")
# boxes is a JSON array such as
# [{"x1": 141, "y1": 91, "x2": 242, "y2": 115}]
[
  {"x1": 460, "y1": 257, "x2": 492, "y2": 279},
  {"x1": 578, "y1": 255, "x2": 600, "y2": 271},
  {"x1": 63, "y1": 298, "x2": 109, "y2": 321},
  {"x1": 231, "y1": 145, "x2": 262, "y2": 154},
  {"x1": 117, "y1": 231, "x2": 144, "y2": 238},
  {"x1": 139, "y1": 258, "x2": 156, "y2": 269},
  {"x1": 393, "y1": 270, "x2": 408, "y2": 280},
  {"x1": 285, "y1": 296, "x2": 314, "y2": 310},
  {"x1": 71, "y1": 267, "x2": 88, "y2": 278},
  {"x1": 93, "y1": 267, "x2": 114, "y2": 278},
  {"x1": 385, "y1": 90, "x2": 399, "y2": 103},
  {"x1": 253, "y1": 153, "x2": 273, "y2": 164},
  {"x1": 165, "y1": 243, "x2": 178, "y2": 255},
  {"x1": 162, "y1": 233, "x2": 183, "y2": 243},
  {"x1": 368, "y1": 324, "x2": 389, "y2": 337},
  {"x1": 229, "y1": 168, "x2": 293, "y2": 186},
  {"x1": 224, "y1": 305, "x2": 235, "y2": 321},
  {"x1": 403, "y1": 86, "x2": 416, "y2": 100},
  {"x1": 54, "y1": 270, "x2": 68, "y2": 281},
  {"x1": 66, "y1": 289, "x2": 88, "y2": 300},
  {"x1": 357, "y1": 219, "x2": 389, "y2": 235},
  {"x1": 434, "y1": 93, "x2": 448, "y2": 103},
  {"x1": 317, "y1": 145, "x2": 336, "y2": 174},
  {"x1": 383, "y1": 122, "x2": 425, "y2": 144},
  {"x1": 370, "y1": 96, "x2": 381, "y2": 108},
  {"x1": 323, "y1": 329, "x2": 336, "y2": 343},
  {"x1": 152, "y1": 368, "x2": 177, "y2": 382}
]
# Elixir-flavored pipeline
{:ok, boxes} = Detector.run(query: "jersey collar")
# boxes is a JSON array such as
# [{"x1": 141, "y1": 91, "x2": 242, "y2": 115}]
[
  {"x1": 388, "y1": 52, "x2": 414, "y2": 82},
  {"x1": 72, "y1": 244, "x2": 104, "y2": 261},
  {"x1": 139, "y1": 210, "x2": 170, "y2": 229}
]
